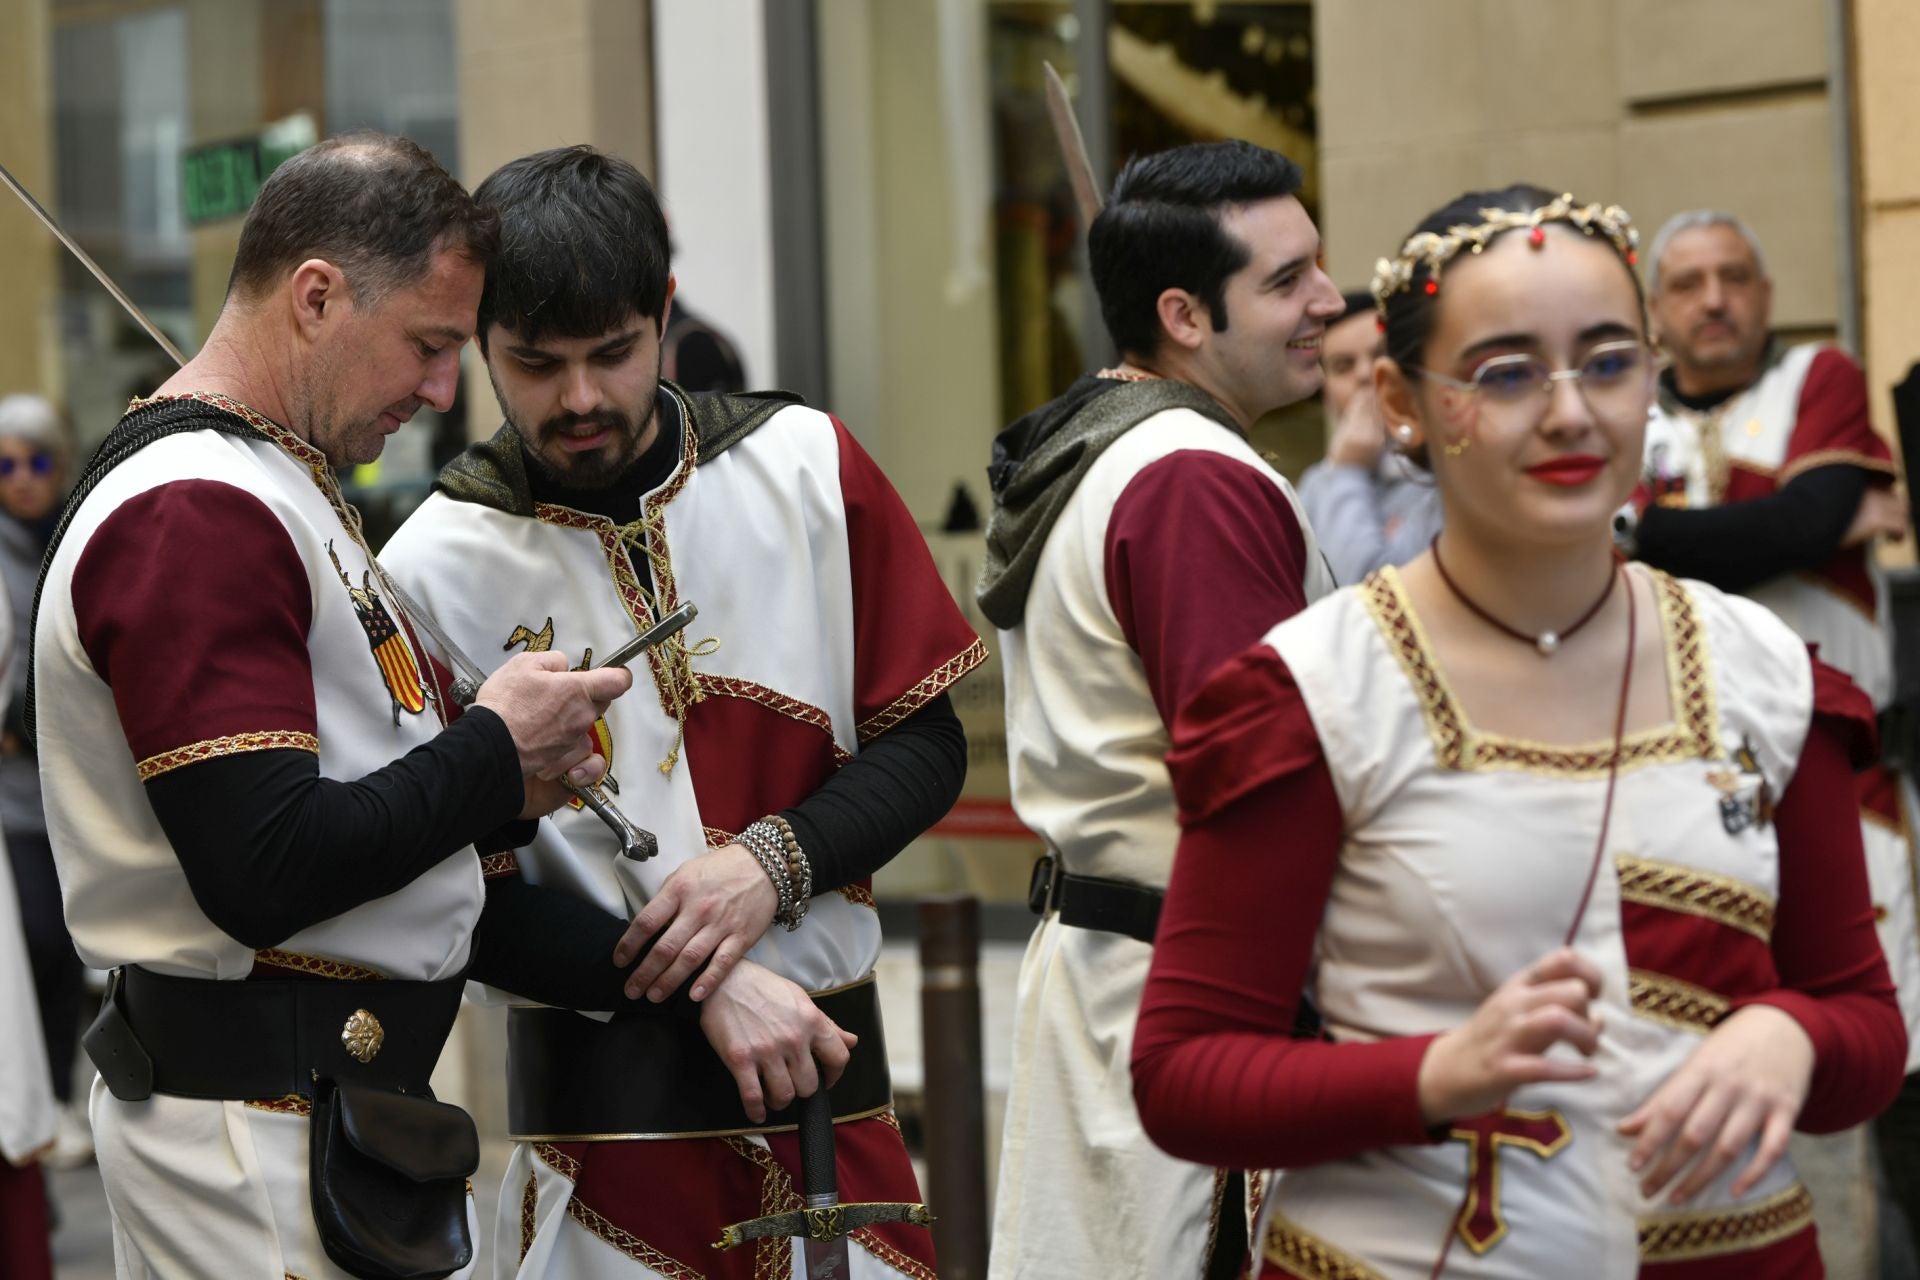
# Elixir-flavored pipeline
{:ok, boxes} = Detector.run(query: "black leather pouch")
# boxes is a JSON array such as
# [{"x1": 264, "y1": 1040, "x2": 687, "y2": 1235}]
[
  {"x1": 82, "y1": 969, "x2": 154, "y2": 1102},
  {"x1": 308, "y1": 1080, "x2": 479, "y2": 1280}
]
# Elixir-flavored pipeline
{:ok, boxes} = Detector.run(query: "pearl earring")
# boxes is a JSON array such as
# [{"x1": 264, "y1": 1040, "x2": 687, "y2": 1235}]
[{"x1": 1394, "y1": 424, "x2": 1415, "y2": 443}]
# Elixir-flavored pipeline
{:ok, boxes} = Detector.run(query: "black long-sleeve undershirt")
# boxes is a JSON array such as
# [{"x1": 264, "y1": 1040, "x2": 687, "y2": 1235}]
[
  {"x1": 1635, "y1": 464, "x2": 1868, "y2": 594},
  {"x1": 143, "y1": 707, "x2": 697, "y2": 1017},
  {"x1": 144, "y1": 707, "x2": 524, "y2": 950},
  {"x1": 779, "y1": 692, "x2": 967, "y2": 890}
]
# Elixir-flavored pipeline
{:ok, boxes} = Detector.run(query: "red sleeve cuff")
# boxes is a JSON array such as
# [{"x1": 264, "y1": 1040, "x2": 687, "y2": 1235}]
[{"x1": 1809, "y1": 652, "x2": 1878, "y2": 771}]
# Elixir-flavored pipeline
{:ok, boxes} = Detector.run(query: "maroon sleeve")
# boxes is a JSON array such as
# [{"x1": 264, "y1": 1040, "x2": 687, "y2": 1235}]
[
  {"x1": 1132, "y1": 645, "x2": 1437, "y2": 1170},
  {"x1": 1734, "y1": 676, "x2": 1907, "y2": 1132},
  {"x1": 72, "y1": 480, "x2": 317, "y2": 770},
  {"x1": 835, "y1": 416, "x2": 987, "y2": 744},
  {"x1": 1105, "y1": 451, "x2": 1311, "y2": 726},
  {"x1": 1783, "y1": 348, "x2": 1894, "y2": 486}
]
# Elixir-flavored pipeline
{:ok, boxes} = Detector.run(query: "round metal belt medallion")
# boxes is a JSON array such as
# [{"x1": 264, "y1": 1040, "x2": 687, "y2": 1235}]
[{"x1": 341, "y1": 1008, "x2": 385, "y2": 1063}]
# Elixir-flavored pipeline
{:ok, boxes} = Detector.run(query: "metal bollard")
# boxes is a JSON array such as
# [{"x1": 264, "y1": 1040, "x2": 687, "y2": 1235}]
[{"x1": 918, "y1": 895, "x2": 989, "y2": 1278}]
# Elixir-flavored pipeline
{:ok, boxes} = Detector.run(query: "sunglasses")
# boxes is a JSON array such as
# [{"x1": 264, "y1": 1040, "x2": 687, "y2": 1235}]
[{"x1": 0, "y1": 453, "x2": 53, "y2": 478}]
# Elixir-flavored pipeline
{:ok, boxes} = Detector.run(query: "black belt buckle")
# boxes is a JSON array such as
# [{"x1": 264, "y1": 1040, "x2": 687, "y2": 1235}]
[{"x1": 1027, "y1": 854, "x2": 1056, "y2": 916}]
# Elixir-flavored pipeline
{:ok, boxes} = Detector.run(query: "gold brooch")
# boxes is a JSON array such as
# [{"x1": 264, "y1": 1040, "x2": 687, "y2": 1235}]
[{"x1": 341, "y1": 1009, "x2": 385, "y2": 1063}]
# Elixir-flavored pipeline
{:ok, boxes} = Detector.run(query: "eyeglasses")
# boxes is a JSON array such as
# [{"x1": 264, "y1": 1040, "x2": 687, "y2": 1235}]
[
  {"x1": 0, "y1": 452, "x2": 53, "y2": 479},
  {"x1": 1417, "y1": 340, "x2": 1653, "y2": 428}
]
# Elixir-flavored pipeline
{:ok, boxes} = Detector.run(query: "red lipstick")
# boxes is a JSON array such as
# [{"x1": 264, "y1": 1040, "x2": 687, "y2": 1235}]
[{"x1": 1526, "y1": 454, "x2": 1607, "y2": 486}]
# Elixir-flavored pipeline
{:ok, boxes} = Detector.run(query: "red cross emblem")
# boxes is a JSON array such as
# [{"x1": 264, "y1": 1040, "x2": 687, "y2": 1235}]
[{"x1": 1447, "y1": 1107, "x2": 1573, "y2": 1254}]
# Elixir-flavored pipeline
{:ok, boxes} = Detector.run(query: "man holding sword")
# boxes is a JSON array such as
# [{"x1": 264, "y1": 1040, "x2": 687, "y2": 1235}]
[{"x1": 383, "y1": 144, "x2": 978, "y2": 1279}]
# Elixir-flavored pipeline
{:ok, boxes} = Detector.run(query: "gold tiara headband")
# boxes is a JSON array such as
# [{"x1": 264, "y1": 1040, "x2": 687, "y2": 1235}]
[{"x1": 1369, "y1": 192, "x2": 1639, "y2": 312}]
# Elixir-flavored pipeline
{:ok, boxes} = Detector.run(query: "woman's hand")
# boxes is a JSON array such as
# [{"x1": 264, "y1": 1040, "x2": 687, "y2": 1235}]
[
  {"x1": 1618, "y1": 1003, "x2": 1814, "y2": 1205},
  {"x1": 1417, "y1": 947, "x2": 1605, "y2": 1124},
  {"x1": 613, "y1": 843, "x2": 780, "y2": 1002}
]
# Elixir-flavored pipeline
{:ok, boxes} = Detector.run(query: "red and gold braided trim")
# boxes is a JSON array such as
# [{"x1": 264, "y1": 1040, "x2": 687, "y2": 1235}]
[
  {"x1": 702, "y1": 675, "x2": 853, "y2": 764},
  {"x1": 855, "y1": 637, "x2": 990, "y2": 744},
  {"x1": 838, "y1": 883, "x2": 877, "y2": 910},
  {"x1": 532, "y1": 1141, "x2": 580, "y2": 1182},
  {"x1": 1616, "y1": 855, "x2": 1774, "y2": 941},
  {"x1": 519, "y1": 1171, "x2": 539, "y2": 1264},
  {"x1": 137, "y1": 730, "x2": 318, "y2": 782},
  {"x1": 564, "y1": 1196, "x2": 704, "y2": 1280},
  {"x1": 704, "y1": 826, "x2": 735, "y2": 849},
  {"x1": 479, "y1": 851, "x2": 520, "y2": 880},
  {"x1": 1638, "y1": 1182, "x2": 1814, "y2": 1261},
  {"x1": 253, "y1": 948, "x2": 385, "y2": 981},
  {"x1": 1263, "y1": 1211, "x2": 1387, "y2": 1280},
  {"x1": 1629, "y1": 969, "x2": 1731, "y2": 1034},
  {"x1": 1360, "y1": 568, "x2": 1718, "y2": 777},
  {"x1": 246, "y1": 1094, "x2": 312, "y2": 1116}
]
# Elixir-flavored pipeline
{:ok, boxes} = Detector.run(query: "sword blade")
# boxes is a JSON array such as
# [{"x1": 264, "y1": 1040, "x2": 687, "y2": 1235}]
[
  {"x1": 1042, "y1": 61, "x2": 1104, "y2": 227},
  {"x1": 592, "y1": 601, "x2": 697, "y2": 671},
  {"x1": 802, "y1": 1229, "x2": 852, "y2": 1280},
  {"x1": 0, "y1": 161, "x2": 189, "y2": 367}
]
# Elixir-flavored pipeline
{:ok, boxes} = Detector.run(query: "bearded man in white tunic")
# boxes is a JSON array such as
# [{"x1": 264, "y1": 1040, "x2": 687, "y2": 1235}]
[{"x1": 383, "y1": 145, "x2": 981, "y2": 1280}]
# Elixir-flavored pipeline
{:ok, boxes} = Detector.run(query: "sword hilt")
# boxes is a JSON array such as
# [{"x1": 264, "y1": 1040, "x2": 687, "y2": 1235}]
[{"x1": 712, "y1": 1083, "x2": 934, "y2": 1251}]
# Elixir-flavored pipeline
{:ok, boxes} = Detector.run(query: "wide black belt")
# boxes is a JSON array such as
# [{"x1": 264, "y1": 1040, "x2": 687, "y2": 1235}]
[
  {"x1": 1028, "y1": 853, "x2": 1162, "y2": 944},
  {"x1": 86, "y1": 964, "x2": 466, "y2": 1103},
  {"x1": 507, "y1": 976, "x2": 892, "y2": 1140}
]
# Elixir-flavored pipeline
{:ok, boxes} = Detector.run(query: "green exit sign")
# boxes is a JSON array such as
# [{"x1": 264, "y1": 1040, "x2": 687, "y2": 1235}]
[{"x1": 181, "y1": 113, "x2": 318, "y2": 226}]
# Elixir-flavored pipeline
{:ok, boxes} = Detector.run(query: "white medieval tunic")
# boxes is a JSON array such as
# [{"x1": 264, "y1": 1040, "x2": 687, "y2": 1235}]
[
  {"x1": 990, "y1": 396, "x2": 1336, "y2": 1280},
  {"x1": 34, "y1": 393, "x2": 482, "y2": 1279},
  {"x1": 1134, "y1": 567, "x2": 1905, "y2": 1278},
  {"x1": 383, "y1": 390, "x2": 983, "y2": 1280}
]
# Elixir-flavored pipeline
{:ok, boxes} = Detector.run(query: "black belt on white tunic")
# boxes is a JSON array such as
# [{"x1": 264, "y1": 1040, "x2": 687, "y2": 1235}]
[{"x1": 505, "y1": 974, "x2": 892, "y2": 1140}]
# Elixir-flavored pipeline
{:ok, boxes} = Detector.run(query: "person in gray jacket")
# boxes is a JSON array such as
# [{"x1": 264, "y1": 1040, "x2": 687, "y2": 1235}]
[
  {"x1": 0, "y1": 394, "x2": 84, "y2": 1168},
  {"x1": 1296, "y1": 291, "x2": 1442, "y2": 583}
]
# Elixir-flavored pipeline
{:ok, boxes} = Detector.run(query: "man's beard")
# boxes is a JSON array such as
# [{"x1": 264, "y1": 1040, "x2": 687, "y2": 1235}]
[{"x1": 509, "y1": 389, "x2": 658, "y2": 491}]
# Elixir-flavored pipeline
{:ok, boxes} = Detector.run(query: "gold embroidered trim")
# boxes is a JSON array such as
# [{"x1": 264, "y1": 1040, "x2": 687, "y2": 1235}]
[
  {"x1": 532, "y1": 1141, "x2": 580, "y2": 1181},
  {"x1": 246, "y1": 1094, "x2": 312, "y2": 1115},
  {"x1": 519, "y1": 1171, "x2": 538, "y2": 1264},
  {"x1": 1638, "y1": 1182, "x2": 1814, "y2": 1261},
  {"x1": 253, "y1": 949, "x2": 385, "y2": 981},
  {"x1": 1630, "y1": 969, "x2": 1731, "y2": 1033},
  {"x1": 704, "y1": 825, "x2": 735, "y2": 849},
  {"x1": 566, "y1": 1195, "x2": 704, "y2": 1279},
  {"x1": 1361, "y1": 567, "x2": 1719, "y2": 777},
  {"x1": 854, "y1": 637, "x2": 990, "y2": 744},
  {"x1": 702, "y1": 674, "x2": 854, "y2": 764},
  {"x1": 878, "y1": 1109, "x2": 902, "y2": 1133},
  {"x1": 1691, "y1": 406, "x2": 1733, "y2": 505},
  {"x1": 480, "y1": 851, "x2": 520, "y2": 880},
  {"x1": 1263, "y1": 1211, "x2": 1387, "y2": 1280},
  {"x1": 136, "y1": 730, "x2": 318, "y2": 781},
  {"x1": 839, "y1": 883, "x2": 877, "y2": 910},
  {"x1": 1779, "y1": 449, "x2": 1898, "y2": 487},
  {"x1": 1616, "y1": 855, "x2": 1775, "y2": 941},
  {"x1": 1203, "y1": 1167, "x2": 1229, "y2": 1277}
]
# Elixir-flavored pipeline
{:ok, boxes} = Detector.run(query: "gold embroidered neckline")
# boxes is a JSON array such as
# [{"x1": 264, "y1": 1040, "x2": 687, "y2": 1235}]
[{"x1": 1360, "y1": 564, "x2": 1720, "y2": 777}]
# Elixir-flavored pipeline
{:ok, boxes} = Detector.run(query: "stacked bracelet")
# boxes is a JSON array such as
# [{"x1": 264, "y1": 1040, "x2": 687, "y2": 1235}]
[{"x1": 741, "y1": 817, "x2": 812, "y2": 931}]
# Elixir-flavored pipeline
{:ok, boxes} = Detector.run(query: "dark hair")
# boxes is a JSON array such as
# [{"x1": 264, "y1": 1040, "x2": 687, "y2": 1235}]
[
  {"x1": 1379, "y1": 184, "x2": 1645, "y2": 375},
  {"x1": 1088, "y1": 140, "x2": 1304, "y2": 359},
  {"x1": 1338, "y1": 290, "x2": 1376, "y2": 322},
  {"x1": 228, "y1": 131, "x2": 496, "y2": 307},
  {"x1": 472, "y1": 146, "x2": 670, "y2": 348}
]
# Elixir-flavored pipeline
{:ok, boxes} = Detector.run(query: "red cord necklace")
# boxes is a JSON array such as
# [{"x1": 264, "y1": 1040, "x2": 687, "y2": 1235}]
[{"x1": 1430, "y1": 534, "x2": 1619, "y2": 656}]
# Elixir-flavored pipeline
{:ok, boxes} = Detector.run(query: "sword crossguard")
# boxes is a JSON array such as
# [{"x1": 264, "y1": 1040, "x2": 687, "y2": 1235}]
[{"x1": 711, "y1": 1200, "x2": 934, "y2": 1251}]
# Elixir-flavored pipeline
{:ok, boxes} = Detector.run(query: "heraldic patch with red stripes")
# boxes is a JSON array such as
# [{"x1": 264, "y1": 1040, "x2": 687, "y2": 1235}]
[{"x1": 327, "y1": 540, "x2": 426, "y2": 718}]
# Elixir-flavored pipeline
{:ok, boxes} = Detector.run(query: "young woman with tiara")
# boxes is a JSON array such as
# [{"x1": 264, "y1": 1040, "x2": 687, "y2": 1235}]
[{"x1": 1129, "y1": 185, "x2": 1907, "y2": 1277}]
